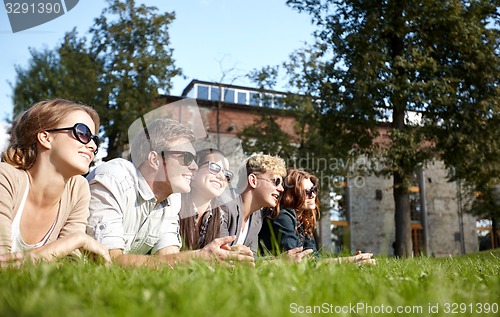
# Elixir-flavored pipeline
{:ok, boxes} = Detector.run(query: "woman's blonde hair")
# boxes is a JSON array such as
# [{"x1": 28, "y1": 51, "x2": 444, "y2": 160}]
[{"x1": 1, "y1": 99, "x2": 100, "y2": 170}]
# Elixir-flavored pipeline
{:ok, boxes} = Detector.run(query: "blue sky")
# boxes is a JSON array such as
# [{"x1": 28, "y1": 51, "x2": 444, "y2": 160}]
[{"x1": 0, "y1": 0, "x2": 315, "y2": 150}]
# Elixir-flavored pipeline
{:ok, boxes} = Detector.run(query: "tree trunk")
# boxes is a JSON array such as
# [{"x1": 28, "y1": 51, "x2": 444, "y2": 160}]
[
  {"x1": 103, "y1": 129, "x2": 120, "y2": 161},
  {"x1": 388, "y1": 2, "x2": 413, "y2": 257},
  {"x1": 492, "y1": 217, "x2": 499, "y2": 249},
  {"x1": 393, "y1": 171, "x2": 413, "y2": 257}
]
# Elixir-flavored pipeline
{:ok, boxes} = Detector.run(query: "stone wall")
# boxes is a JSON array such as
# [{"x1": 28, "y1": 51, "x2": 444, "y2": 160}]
[
  {"x1": 424, "y1": 161, "x2": 478, "y2": 256},
  {"x1": 350, "y1": 170, "x2": 395, "y2": 255},
  {"x1": 348, "y1": 161, "x2": 478, "y2": 257}
]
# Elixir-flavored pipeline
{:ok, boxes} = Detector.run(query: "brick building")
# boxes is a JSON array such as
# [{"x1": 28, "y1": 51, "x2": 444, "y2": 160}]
[{"x1": 162, "y1": 79, "x2": 479, "y2": 257}]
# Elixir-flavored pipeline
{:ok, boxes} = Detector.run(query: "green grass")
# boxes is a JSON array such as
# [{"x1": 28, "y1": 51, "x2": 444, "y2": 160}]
[{"x1": 1, "y1": 250, "x2": 499, "y2": 317}]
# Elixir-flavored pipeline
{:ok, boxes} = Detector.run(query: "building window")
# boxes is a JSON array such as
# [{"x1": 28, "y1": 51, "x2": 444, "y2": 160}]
[
  {"x1": 411, "y1": 223, "x2": 424, "y2": 256},
  {"x1": 224, "y1": 88, "x2": 235, "y2": 103},
  {"x1": 330, "y1": 185, "x2": 349, "y2": 253},
  {"x1": 211, "y1": 86, "x2": 220, "y2": 101},
  {"x1": 237, "y1": 91, "x2": 247, "y2": 104},
  {"x1": 197, "y1": 85, "x2": 209, "y2": 100},
  {"x1": 331, "y1": 220, "x2": 349, "y2": 254},
  {"x1": 477, "y1": 219, "x2": 496, "y2": 250},
  {"x1": 274, "y1": 95, "x2": 285, "y2": 108},
  {"x1": 249, "y1": 92, "x2": 260, "y2": 106},
  {"x1": 262, "y1": 93, "x2": 274, "y2": 107},
  {"x1": 409, "y1": 191, "x2": 422, "y2": 222},
  {"x1": 409, "y1": 173, "x2": 424, "y2": 255}
]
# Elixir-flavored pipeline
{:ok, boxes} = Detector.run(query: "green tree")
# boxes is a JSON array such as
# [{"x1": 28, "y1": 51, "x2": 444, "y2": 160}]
[
  {"x1": 241, "y1": 56, "x2": 352, "y2": 218},
  {"x1": 11, "y1": 0, "x2": 181, "y2": 160},
  {"x1": 238, "y1": 111, "x2": 296, "y2": 160},
  {"x1": 469, "y1": 183, "x2": 500, "y2": 248},
  {"x1": 12, "y1": 29, "x2": 104, "y2": 116},
  {"x1": 285, "y1": 0, "x2": 500, "y2": 256},
  {"x1": 89, "y1": 0, "x2": 181, "y2": 159}
]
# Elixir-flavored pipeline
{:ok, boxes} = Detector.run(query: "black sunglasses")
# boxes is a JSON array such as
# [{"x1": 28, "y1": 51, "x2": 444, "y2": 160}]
[
  {"x1": 305, "y1": 185, "x2": 318, "y2": 199},
  {"x1": 256, "y1": 176, "x2": 283, "y2": 187},
  {"x1": 199, "y1": 161, "x2": 234, "y2": 182},
  {"x1": 162, "y1": 150, "x2": 197, "y2": 166},
  {"x1": 47, "y1": 123, "x2": 99, "y2": 155}
]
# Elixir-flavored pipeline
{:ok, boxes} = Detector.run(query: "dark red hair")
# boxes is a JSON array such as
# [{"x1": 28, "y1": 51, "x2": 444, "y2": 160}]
[{"x1": 280, "y1": 169, "x2": 320, "y2": 236}]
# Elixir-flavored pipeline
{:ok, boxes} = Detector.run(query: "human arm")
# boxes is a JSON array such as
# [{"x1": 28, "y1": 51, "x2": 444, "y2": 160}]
[
  {"x1": 29, "y1": 232, "x2": 110, "y2": 263},
  {"x1": 0, "y1": 232, "x2": 111, "y2": 266},
  {"x1": 0, "y1": 164, "x2": 21, "y2": 254},
  {"x1": 322, "y1": 252, "x2": 376, "y2": 265},
  {"x1": 107, "y1": 236, "x2": 254, "y2": 268}
]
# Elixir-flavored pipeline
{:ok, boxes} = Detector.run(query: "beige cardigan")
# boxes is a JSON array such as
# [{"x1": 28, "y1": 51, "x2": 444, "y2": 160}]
[{"x1": 0, "y1": 162, "x2": 90, "y2": 254}]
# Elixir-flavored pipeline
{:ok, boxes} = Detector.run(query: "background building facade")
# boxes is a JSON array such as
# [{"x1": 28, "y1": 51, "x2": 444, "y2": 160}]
[{"x1": 163, "y1": 79, "x2": 480, "y2": 257}]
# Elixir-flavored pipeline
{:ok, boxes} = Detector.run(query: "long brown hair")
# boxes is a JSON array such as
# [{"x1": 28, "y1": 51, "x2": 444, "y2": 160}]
[
  {"x1": 179, "y1": 197, "x2": 223, "y2": 250},
  {"x1": 280, "y1": 169, "x2": 320, "y2": 236},
  {"x1": 2, "y1": 99, "x2": 99, "y2": 170},
  {"x1": 179, "y1": 148, "x2": 226, "y2": 250}
]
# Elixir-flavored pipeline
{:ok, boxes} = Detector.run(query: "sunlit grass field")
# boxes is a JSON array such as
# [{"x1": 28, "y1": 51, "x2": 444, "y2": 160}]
[{"x1": 1, "y1": 249, "x2": 499, "y2": 317}]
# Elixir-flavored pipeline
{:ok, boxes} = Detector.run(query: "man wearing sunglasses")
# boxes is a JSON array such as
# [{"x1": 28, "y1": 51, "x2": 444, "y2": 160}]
[
  {"x1": 87, "y1": 118, "x2": 254, "y2": 267},
  {"x1": 220, "y1": 154, "x2": 288, "y2": 256}
]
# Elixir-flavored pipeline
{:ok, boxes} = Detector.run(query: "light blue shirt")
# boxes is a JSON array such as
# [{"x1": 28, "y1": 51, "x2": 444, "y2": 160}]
[{"x1": 86, "y1": 158, "x2": 181, "y2": 254}]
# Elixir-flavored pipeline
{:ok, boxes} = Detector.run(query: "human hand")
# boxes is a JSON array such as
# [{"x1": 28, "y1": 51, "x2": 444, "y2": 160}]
[
  {"x1": 228, "y1": 244, "x2": 253, "y2": 257},
  {"x1": 0, "y1": 251, "x2": 25, "y2": 268},
  {"x1": 285, "y1": 247, "x2": 314, "y2": 263},
  {"x1": 350, "y1": 252, "x2": 376, "y2": 265},
  {"x1": 202, "y1": 236, "x2": 255, "y2": 266},
  {"x1": 79, "y1": 233, "x2": 111, "y2": 264}
]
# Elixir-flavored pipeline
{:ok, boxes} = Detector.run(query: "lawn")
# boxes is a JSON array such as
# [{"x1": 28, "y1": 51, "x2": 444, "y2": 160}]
[{"x1": 1, "y1": 250, "x2": 499, "y2": 317}]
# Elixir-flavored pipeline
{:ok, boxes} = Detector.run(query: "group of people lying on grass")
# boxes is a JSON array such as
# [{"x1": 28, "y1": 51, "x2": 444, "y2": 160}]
[{"x1": 0, "y1": 99, "x2": 375, "y2": 267}]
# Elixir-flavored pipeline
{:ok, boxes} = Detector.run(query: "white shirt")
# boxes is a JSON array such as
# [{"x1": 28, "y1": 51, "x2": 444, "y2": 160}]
[
  {"x1": 235, "y1": 218, "x2": 250, "y2": 245},
  {"x1": 86, "y1": 158, "x2": 181, "y2": 254},
  {"x1": 11, "y1": 173, "x2": 57, "y2": 252}
]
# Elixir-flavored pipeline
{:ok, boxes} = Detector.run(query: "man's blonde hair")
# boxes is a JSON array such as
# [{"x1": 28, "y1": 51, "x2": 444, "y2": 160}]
[
  {"x1": 245, "y1": 154, "x2": 287, "y2": 177},
  {"x1": 234, "y1": 154, "x2": 286, "y2": 194},
  {"x1": 130, "y1": 118, "x2": 194, "y2": 167}
]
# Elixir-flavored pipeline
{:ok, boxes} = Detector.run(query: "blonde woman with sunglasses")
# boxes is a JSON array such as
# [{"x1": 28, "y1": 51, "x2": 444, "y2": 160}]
[{"x1": 0, "y1": 99, "x2": 110, "y2": 266}]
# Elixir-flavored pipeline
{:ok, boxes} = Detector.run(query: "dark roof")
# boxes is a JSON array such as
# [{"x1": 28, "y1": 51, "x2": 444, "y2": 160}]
[{"x1": 180, "y1": 79, "x2": 289, "y2": 97}]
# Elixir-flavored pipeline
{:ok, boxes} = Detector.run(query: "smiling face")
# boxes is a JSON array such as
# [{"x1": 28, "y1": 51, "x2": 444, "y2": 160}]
[
  {"x1": 161, "y1": 137, "x2": 198, "y2": 194},
  {"x1": 47, "y1": 110, "x2": 98, "y2": 177},
  {"x1": 192, "y1": 152, "x2": 231, "y2": 200},
  {"x1": 302, "y1": 178, "x2": 317, "y2": 211},
  {"x1": 253, "y1": 172, "x2": 284, "y2": 208}
]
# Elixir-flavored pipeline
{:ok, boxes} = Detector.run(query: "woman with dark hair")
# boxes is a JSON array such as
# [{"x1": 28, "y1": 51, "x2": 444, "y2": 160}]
[
  {"x1": 259, "y1": 169, "x2": 320, "y2": 255},
  {"x1": 259, "y1": 169, "x2": 375, "y2": 264},
  {"x1": 180, "y1": 148, "x2": 252, "y2": 258},
  {"x1": 0, "y1": 99, "x2": 110, "y2": 265}
]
